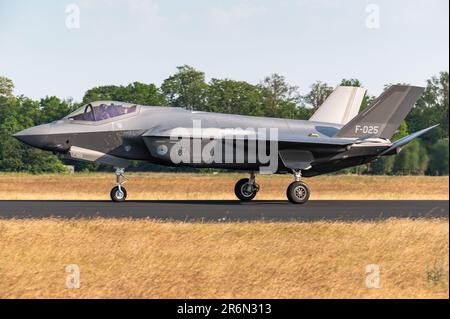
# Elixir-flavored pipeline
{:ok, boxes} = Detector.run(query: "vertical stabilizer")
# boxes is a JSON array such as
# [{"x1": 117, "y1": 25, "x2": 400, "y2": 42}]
[
  {"x1": 334, "y1": 85, "x2": 425, "y2": 139},
  {"x1": 309, "y1": 86, "x2": 366, "y2": 125}
]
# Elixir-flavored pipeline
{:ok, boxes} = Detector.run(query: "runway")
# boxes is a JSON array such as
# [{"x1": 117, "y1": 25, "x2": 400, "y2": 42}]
[{"x1": 0, "y1": 200, "x2": 448, "y2": 221}]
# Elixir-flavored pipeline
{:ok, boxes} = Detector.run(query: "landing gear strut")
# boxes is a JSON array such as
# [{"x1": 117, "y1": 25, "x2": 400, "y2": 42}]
[
  {"x1": 235, "y1": 172, "x2": 260, "y2": 201},
  {"x1": 110, "y1": 168, "x2": 128, "y2": 202},
  {"x1": 286, "y1": 169, "x2": 310, "y2": 204}
]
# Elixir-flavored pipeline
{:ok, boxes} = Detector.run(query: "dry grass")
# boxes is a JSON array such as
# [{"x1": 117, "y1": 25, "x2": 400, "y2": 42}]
[
  {"x1": 0, "y1": 218, "x2": 448, "y2": 299},
  {"x1": 0, "y1": 173, "x2": 447, "y2": 298},
  {"x1": 0, "y1": 173, "x2": 448, "y2": 200}
]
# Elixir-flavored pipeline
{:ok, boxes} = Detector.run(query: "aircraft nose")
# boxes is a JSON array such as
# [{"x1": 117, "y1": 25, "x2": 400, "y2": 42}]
[{"x1": 13, "y1": 124, "x2": 51, "y2": 149}]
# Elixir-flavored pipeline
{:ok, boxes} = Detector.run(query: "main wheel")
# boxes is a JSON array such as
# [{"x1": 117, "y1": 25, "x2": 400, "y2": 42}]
[
  {"x1": 234, "y1": 178, "x2": 259, "y2": 201},
  {"x1": 110, "y1": 186, "x2": 127, "y2": 202},
  {"x1": 286, "y1": 181, "x2": 310, "y2": 204}
]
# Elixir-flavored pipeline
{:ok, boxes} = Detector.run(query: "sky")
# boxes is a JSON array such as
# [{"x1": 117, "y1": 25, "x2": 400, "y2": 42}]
[{"x1": 0, "y1": 0, "x2": 448, "y2": 101}]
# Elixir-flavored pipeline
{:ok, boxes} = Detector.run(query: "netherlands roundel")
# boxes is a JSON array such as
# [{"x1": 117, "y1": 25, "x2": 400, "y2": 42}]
[{"x1": 156, "y1": 144, "x2": 168, "y2": 156}]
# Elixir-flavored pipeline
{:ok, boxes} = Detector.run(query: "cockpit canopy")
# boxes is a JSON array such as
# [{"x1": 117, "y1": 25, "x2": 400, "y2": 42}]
[{"x1": 65, "y1": 101, "x2": 138, "y2": 122}]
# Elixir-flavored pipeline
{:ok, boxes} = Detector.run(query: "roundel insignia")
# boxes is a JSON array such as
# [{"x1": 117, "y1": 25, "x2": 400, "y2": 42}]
[{"x1": 156, "y1": 144, "x2": 168, "y2": 156}]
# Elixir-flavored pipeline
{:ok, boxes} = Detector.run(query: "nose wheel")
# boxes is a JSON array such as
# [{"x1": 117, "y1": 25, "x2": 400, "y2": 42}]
[
  {"x1": 286, "y1": 170, "x2": 310, "y2": 204},
  {"x1": 111, "y1": 168, "x2": 128, "y2": 202},
  {"x1": 235, "y1": 172, "x2": 259, "y2": 201},
  {"x1": 111, "y1": 186, "x2": 127, "y2": 202}
]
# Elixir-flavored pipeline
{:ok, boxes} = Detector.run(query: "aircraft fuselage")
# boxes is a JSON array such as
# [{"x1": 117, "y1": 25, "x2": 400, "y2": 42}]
[{"x1": 14, "y1": 105, "x2": 391, "y2": 176}]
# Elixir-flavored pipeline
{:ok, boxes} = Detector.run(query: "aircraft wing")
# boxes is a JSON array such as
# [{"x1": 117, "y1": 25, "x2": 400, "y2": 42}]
[
  {"x1": 143, "y1": 128, "x2": 358, "y2": 171},
  {"x1": 143, "y1": 128, "x2": 357, "y2": 146}
]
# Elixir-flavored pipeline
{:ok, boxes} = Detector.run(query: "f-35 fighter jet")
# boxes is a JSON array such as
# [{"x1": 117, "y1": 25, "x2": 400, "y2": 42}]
[{"x1": 14, "y1": 85, "x2": 436, "y2": 203}]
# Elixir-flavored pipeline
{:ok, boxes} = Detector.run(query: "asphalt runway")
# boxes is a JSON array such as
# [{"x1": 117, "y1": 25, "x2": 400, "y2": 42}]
[{"x1": 0, "y1": 200, "x2": 448, "y2": 221}]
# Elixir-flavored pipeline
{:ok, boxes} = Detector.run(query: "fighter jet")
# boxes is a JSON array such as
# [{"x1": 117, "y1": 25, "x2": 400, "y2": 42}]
[{"x1": 14, "y1": 85, "x2": 436, "y2": 203}]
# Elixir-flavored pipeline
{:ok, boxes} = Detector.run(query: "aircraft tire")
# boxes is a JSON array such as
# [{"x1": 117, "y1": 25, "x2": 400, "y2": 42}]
[
  {"x1": 111, "y1": 186, "x2": 127, "y2": 202},
  {"x1": 286, "y1": 181, "x2": 310, "y2": 204},
  {"x1": 234, "y1": 178, "x2": 258, "y2": 201}
]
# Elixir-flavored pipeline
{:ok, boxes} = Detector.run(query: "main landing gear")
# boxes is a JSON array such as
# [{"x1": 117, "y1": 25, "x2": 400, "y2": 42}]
[
  {"x1": 286, "y1": 170, "x2": 310, "y2": 204},
  {"x1": 234, "y1": 172, "x2": 260, "y2": 201},
  {"x1": 234, "y1": 170, "x2": 310, "y2": 204},
  {"x1": 110, "y1": 168, "x2": 128, "y2": 202}
]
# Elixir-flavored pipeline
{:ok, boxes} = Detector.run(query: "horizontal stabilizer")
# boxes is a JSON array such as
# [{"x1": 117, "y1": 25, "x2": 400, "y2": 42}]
[{"x1": 377, "y1": 125, "x2": 438, "y2": 157}]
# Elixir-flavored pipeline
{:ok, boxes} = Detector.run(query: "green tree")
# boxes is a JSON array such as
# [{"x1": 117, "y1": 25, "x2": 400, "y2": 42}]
[
  {"x1": 259, "y1": 74, "x2": 302, "y2": 118},
  {"x1": 296, "y1": 107, "x2": 315, "y2": 120},
  {"x1": 303, "y1": 81, "x2": 333, "y2": 111},
  {"x1": 0, "y1": 76, "x2": 14, "y2": 98},
  {"x1": 21, "y1": 148, "x2": 67, "y2": 173},
  {"x1": 370, "y1": 122, "x2": 410, "y2": 175},
  {"x1": 0, "y1": 76, "x2": 67, "y2": 173},
  {"x1": 340, "y1": 78, "x2": 363, "y2": 87},
  {"x1": 123, "y1": 82, "x2": 167, "y2": 106},
  {"x1": 83, "y1": 85, "x2": 118, "y2": 102},
  {"x1": 427, "y1": 139, "x2": 449, "y2": 175},
  {"x1": 38, "y1": 96, "x2": 72, "y2": 124},
  {"x1": 393, "y1": 121, "x2": 410, "y2": 140},
  {"x1": 161, "y1": 65, "x2": 208, "y2": 110},
  {"x1": 0, "y1": 95, "x2": 66, "y2": 173},
  {"x1": 370, "y1": 156, "x2": 395, "y2": 175},
  {"x1": 392, "y1": 139, "x2": 429, "y2": 175},
  {"x1": 207, "y1": 79, "x2": 264, "y2": 116},
  {"x1": 83, "y1": 82, "x2": 166, "y2": 106},
  {"x1": 407, "y1": 72, "x2": 449, "y2": 144}
]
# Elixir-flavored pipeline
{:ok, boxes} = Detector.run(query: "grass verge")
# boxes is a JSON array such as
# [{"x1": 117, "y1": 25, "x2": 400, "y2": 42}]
[
  {"x1": 0, "y1": 173, "x2": 448, "y2": 200},
  {"x1": 0, "y1": 218, "x2": 448, "y2": 298}
]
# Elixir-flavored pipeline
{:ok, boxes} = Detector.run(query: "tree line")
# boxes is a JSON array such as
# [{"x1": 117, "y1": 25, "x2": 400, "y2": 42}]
[{"x1": 0, "y1": 66, "x2": 448, "y2": 175}]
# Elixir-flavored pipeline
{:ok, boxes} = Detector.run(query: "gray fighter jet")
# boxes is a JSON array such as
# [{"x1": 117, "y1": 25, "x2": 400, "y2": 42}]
[{"x1": 14, "y1": 85, "x2": 436, "y2": 203}]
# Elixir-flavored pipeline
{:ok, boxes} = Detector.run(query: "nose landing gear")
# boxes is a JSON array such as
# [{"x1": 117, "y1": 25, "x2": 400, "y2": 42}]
[
  {"x1": 110, "y1": 168, "x2": 128, "y2": 202},
  {"x1": 234, "y1": 172, "x2": 260, "y2": 201},
  {"x1": 286, "y1": 169, "x2": 310, "y2": 204}
]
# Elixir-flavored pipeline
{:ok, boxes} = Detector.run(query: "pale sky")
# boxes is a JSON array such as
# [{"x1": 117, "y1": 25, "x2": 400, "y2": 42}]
[{"x1": 0, "y1": 0, "x2": 448, "y2": 101}]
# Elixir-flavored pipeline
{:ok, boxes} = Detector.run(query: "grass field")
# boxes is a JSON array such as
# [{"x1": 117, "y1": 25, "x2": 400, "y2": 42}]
[
  {"x1": 0, "y1": 219, "x2": 448, "y2": 298},
  {"x1": 0, "y1": 173, "x2": 448, "y2": 200},
  {"x1": 0, "y1": 173, "x2": 448, "y2": 299}
]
